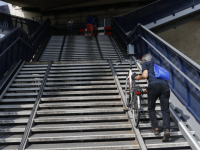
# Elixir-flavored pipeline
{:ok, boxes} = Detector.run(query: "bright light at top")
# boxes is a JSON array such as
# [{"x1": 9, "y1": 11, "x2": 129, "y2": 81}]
[{"x1": 0, "y1": 1, "x2": 8, "y2": 6}]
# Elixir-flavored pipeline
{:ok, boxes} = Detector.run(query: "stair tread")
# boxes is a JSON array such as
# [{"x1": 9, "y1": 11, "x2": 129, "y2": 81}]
[
  {"x1": 145, "y1": 137, "x2": 190, "y2": 148},
  {"x1": 0, "y1": 110, "x2": 31, "y2": 116},
  {"x1": 37, "y1": 107, "x2": 124, "y2": 114},
  {"x1": 0, "y1": 117, "x2": 29, "y2": 124},
  {"x1": 0, "y1": 104, "x2": 34, "y2": 109},
  {"x1": 41, "y1": 95, "x2": 121, "y2": 101},
  {"x1": 34, "y1": 114, "x2": 128, "y2": 122},
  {"x1": 0, "y1": 125, "x2": 26, "y2": 132},
  {"x1": 39, "y1": 101, "x2": 123, "y2": 107},
  {"x1": 0, "y1": 135, "x2": 22, "y2": 143},
  {"x1": 29, "y1": 130, "x2": 135, "y2": 139},
  {"x1": 32, "y1": 122, "x2": 131, "y2": 129},
  {"x1": 42, "y1": 90, "x2": 119, "y2": 95},
  {"x1": 26, "y1": 141, "x2": 139, "y2": 150},
  {"x1": 0, "y1": 145, "x2": 19, "y2": 150}
]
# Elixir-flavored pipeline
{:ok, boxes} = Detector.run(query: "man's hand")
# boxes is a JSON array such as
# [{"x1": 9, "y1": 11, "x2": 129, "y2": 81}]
[{"x1": 132, "y1": 73, "x2": 138, "y2": 79}]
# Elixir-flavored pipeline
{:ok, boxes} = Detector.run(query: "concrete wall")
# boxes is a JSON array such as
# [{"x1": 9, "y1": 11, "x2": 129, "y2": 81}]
[{"x1": 158, "y1": 19, "x2": 200, "y2": 65}]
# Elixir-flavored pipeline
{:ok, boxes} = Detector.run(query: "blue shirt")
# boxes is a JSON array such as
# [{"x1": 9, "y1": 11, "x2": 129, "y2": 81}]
[
  {"x1": 86, "y1": 16, "x2": 94, "y2": 25},
  {"x1": 142, "y1": 61, "x2": 168, "y2": 84}
]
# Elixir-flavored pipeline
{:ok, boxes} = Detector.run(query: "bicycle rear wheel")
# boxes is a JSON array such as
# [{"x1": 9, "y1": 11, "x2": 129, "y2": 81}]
[{"x1": 134, "y1": 95, "x2": 141, "y2": 128}]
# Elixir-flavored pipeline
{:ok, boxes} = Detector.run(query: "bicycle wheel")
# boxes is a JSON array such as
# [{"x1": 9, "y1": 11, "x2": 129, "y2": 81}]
[{"x1": 134, "y1": 95, "x2": 141, "y2": 128}]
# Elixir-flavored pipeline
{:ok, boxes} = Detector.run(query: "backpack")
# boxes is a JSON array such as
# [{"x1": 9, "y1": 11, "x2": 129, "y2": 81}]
[{"x1": 149, "y1": 64, "x2": 169, "y2": 80}]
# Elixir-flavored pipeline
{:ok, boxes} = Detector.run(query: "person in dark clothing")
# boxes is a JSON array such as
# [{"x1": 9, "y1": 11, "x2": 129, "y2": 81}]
[
  {"x1": 86, "y1": 15, "x2": 94, "y2": 38},
  {"x1": 133, "y1": 54, "x2": 170, "y2": 142},
  {"x1": 67, "y1": 17, "x2": 73, "y2": 35}
]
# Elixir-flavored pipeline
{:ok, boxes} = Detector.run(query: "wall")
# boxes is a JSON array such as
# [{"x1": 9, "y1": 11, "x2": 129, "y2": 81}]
[{"x1": 158, "y1": 18, "x2": 200, "y2": 65}]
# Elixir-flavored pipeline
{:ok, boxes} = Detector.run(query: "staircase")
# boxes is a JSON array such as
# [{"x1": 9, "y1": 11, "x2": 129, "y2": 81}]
[
  {"x1": 0, "y1": 62, "x2": 49, "y2": 149},
  {"x1": 61, "y1": 36, "x2": 101, "y2": 61},
  {"x1": 0, "y1": 34, "x2": 199, "y2": 149},
  {"x1": 0, "y1": 60, "x2": 140, "y2": 150},
  {"x1": 39, "y1": 36, "x2": 64, "y2": 62}
]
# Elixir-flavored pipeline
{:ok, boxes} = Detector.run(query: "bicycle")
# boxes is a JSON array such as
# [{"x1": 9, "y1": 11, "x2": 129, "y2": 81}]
[{"x1": 116, "y1": 57, "x2": 145, "y2": 128}]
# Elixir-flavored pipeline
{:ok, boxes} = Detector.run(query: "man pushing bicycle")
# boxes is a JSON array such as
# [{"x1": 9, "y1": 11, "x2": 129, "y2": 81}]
[{"x1": 132, "y1": 54, "x2": 170, "y2": 142}]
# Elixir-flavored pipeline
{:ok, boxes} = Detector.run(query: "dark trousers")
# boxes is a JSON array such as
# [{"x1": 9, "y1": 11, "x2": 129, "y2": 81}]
[{"x1": 147, "y1": 83, "x2": 170, "y2": 131}]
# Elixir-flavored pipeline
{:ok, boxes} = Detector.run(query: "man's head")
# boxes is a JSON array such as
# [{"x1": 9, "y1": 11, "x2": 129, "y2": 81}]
[{"x1": 142, "y1": 54, "x2": 153, "y2": 63}]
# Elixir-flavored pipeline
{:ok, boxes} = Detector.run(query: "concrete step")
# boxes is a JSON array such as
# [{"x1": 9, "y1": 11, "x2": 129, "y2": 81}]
[
  {"x1": 36, "y1": 107, "x2": 125, "y2": 115},
  {"x1": 141, "y1": 130, "x2": 195, "y2": 138},
  {"x1": 31, "y1": 122, "x2": 132, "y2": 132},
  {"x1": 45, "y1": 81, "x2": 115, "y2": 86},
  {"x1": 0, "y1": 117, "x2": 29, "y2": 124},
  {"x1": 0, "y1": 98, "x2": 36, "y2": 103},
  {"x1": 0, "y1": 110, "x2": 31, "y2": 116},
  {"x1": 0, "y1": 135, "x2": 22, "y2": 143},
  {"x1": 41, "y1": 95, "x2": 121, "y2": 102},
  {"x1": 47, "y1": 76, "x2": 114, "y2": 81},
  {"x1": 139, "y1": 121, "x2": 176, "y2": 129},
  {"x1": 145, "y1": 137, "x2": 192, "y2": 149},
  {"x1": 48, "y1": 73, "x2": 112, "y2": 77},
  {"x1": 51, "y1": 66, "x2": 110, "y2": 70},
  {"x1": 34, "y1": 114, "x2": 128, "y2": 123},
  {"x1": 42, "y1": 90, "x2": 119, "y2": 96},
  {"x1": 0, "y1": 104, "x2": 34, "y2": 109},
  {"x1": 26, "y1": 141, "x2": 139, "y2": 150},
  {"x1": 39, "y1": 101, "x2": 123, "y2": 108},
  {"x1": 50, "y1": 69, "x2": 112, "y2": 73},
  {"x1": 44, "y1": 85, "x2": 117, "y2": 90},
  {"x1": 28, "y1": 131, "x2": 135, "y2": 142},
  {"x1": 0, "y1": 125, "x2": 26, "y2": 133},
  {"x1": 0, "y1": 145, "x2": 19, "y2": 150}
]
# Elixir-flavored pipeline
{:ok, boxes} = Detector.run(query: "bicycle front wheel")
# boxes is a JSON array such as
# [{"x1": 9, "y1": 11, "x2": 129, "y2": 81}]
[{"x1": 134, "y1": 95, "x2": 141, "y2": 128}]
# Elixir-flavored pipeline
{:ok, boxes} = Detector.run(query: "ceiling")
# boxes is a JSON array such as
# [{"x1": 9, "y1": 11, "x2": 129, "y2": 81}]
[{"x1": 3, "y1": 0, "x2": 157, "y2": 11}]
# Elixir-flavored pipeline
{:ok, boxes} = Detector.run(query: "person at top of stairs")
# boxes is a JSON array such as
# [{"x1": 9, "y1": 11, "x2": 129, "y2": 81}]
[
  {"x1": 133, "y1": 54, "x2": 171, "y2": 142},
  {"x1": 86, "y1": 14, "x2": 94, "y2": 39}
]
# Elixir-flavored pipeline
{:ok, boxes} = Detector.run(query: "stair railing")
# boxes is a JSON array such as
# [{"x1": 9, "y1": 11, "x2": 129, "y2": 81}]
[
  {"x1": 112, "y1": 18, "x2": 200, "y2": 129},
  {"x1": 0, "y1": 18, "x2": 51, "y2": 80}
]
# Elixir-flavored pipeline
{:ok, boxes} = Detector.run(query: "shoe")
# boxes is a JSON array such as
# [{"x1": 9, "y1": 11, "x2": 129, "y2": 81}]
[
  {"x1": 151, "y1": 128, "x2": 160, "y2": 135},
  {"x1": 162, "y1": 129, "x2": 170, "y2": 142}
]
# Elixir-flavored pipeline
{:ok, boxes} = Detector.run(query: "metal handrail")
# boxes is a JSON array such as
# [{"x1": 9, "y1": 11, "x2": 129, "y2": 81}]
[
  {"x1": 113, "y1": 19, "x2": 200, "y2": 91},
  {"x1": 140, "y1": 24, "x2": 200, "y2": 70},
  {"x1": 0, "y1": 37, "x2": 33, "y2": 57},
  {"x1": 113, "y1": 0, "x2": 200, "y2": 32},
  {"x1": 0, "y1": 18, "x2": 50, "y2": 80},
  {"x1": 138, "y1": 35, "x2": 200, "y2": 91}
]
